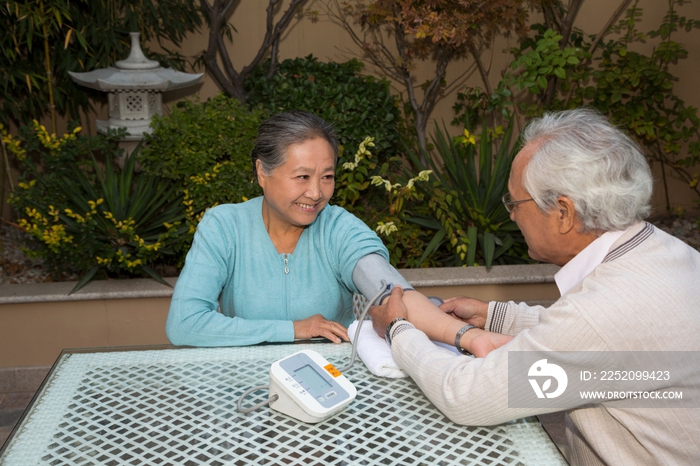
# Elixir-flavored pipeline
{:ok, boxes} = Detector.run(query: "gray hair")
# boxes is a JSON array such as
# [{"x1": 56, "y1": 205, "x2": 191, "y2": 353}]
[
  {"x1": 521, "y1": 107, "x2": 653, "y2": 232},
  {"x1": 252, "y1": 110, "x2": 338, "y2": 180}
]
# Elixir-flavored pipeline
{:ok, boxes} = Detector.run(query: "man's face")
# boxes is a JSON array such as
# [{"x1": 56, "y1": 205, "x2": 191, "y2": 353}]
[{"x1": 507, "y1": 143, "x2": 567, "y2": 266}]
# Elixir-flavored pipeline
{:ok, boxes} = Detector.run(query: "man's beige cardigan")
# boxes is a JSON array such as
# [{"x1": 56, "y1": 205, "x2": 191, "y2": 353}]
[{"x1": 393, "y1": 223, "x2": 700, "y2": 465}]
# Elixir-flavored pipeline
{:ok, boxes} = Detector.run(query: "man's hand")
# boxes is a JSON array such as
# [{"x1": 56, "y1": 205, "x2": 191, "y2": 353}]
[
  {"x1": 440, "y1": 296, "x2": 489, "y2": 329},
  {"x1": 293, "y1": 314, "x2": 348, "y2": 343},
  {"x1": 369, "y1": 285, "x2": 408, "y2": 338}
]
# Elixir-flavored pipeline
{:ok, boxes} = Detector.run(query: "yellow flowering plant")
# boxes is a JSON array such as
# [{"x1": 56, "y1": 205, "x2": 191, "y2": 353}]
[{"x1": 8, "y1": 124, "x2": 194, "y2": 293}]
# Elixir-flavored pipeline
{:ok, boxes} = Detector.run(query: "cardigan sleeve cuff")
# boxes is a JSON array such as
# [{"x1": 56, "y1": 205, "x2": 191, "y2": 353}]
[
  {"x1": 277, "y1": 320, "x2": 297, "y2": 342},
  {"x1": 485, "y1": 301, "x2": 510, "y2": 334},
  {"x1": 485, "y1": 301, "x2": 544, "y2": 336}
]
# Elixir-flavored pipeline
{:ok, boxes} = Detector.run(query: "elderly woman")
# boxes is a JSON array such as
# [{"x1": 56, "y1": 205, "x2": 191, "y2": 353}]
[{"x1": 166, "y1": 110, "x2": 410, "y2": 347}]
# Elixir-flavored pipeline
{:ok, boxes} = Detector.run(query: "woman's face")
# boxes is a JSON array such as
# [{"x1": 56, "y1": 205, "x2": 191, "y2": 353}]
[{"x1": 257, "y1": 137, "x2": 336, "y2": 229}]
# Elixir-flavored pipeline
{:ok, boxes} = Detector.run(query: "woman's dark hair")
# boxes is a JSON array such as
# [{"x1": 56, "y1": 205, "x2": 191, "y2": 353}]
[{"x1": 252, "y1": 110, "x2": 339, "y2": 180}]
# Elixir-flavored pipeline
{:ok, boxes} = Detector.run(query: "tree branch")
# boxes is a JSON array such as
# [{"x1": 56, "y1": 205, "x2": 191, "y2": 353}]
[
  {"x1": 467, "y1": 41, "x2": 492, "y2": 97},
  {"x1": 216, "y1": 33, "x2": 241, "y2": 89},
  {"x1": 325, "y1": 1, "x2": 404, "y2": 82},
  {"x1": 200, "y1": 0, "x2": 308, "y2": 101},
  {"x1": 558, "y1": 0, "x2": 585, "y2": 48},
  {"x1": 562, "y1": 0, "x2": 635, "y2": 105},
  {"x1": 587, "y1": 0, "x2": 635, "y2": 56},
  {"x1": 543, "y1": 0, "x2": 585, "y2": 106},
  {"x1": 267, "y1": 0, "x2": 307, "y2": 77},
  {"x1": 201, "y1": 0, "x2": 239, "y2": 98},
  {"x1": 420, "y1": 49, "x2": 452, "y2": 118},
  {"x1": 441, "y1": 61, "x2": 478, "y2": 98},
  {"x1": 242, "y1": 0, "x2": 280, "y2": 79},
  {"x1": 542, "y1": 3, "x2": 559, "y2": 31}
]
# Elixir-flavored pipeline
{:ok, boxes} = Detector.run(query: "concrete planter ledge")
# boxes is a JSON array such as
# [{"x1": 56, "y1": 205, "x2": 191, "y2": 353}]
[
  {"x1": 0, "y1": 264, "x2": 560, "y2": 305},
  {"x1": 399, "y1": 264, "x2": 560, "y2": 288},
  {"x1": 0, "y1": 277, "x2": 178, "y2": 305}
]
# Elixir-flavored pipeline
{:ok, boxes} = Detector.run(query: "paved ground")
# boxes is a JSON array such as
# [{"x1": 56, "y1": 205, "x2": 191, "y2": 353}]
[
  {"x1": 539, "y1": 411, "x2": 569, "y2": 460},
  {"x1": 0, "y1": 393, "x2": 34, "y2": 447},
  {"x1": 0, "y1": 366, "x2": 51, "y2": 450}
]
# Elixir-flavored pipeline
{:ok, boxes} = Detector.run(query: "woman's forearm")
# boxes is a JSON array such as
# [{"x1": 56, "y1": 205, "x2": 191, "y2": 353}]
[{"x1": 401, "y1": 291, "x2": 466, "y2": 344}]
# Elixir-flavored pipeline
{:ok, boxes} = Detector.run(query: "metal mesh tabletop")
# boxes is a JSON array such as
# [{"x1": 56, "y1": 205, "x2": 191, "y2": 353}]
[{"x1": 1, "y1": 344, "x2": 566, "y2": 465}]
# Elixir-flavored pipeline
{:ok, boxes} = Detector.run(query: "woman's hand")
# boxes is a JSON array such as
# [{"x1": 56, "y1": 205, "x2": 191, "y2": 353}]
[
  {"x1": 293, "y1": 314, "x2": 349, "y2": 343},
  {"x1": 440, "y1": 296, "x2": 489, "y2": 329}
]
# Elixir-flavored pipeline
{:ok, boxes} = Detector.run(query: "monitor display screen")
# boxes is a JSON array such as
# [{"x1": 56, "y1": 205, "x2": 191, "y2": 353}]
[{"x1": 296, "y1": 364, "x2": 331, "y2": 392}]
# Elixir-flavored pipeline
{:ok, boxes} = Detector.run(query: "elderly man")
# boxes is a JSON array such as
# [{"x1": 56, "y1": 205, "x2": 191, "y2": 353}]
[{"x1": 370, "y1": 108, "x2": 700, "y2": 465}]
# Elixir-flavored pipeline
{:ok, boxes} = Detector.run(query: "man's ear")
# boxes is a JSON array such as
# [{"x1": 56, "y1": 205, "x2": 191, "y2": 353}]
[{"x1": 556, "y1": 196, "x2": 577, "y2": 234}]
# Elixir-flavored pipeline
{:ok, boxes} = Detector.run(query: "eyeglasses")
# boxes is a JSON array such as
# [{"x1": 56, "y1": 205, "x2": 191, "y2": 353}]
[{"x1": 502, "y1": 192, "x2": 534, "y2": 213}]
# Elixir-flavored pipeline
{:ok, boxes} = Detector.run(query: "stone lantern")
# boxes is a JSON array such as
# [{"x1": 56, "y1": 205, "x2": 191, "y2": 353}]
[{"x1": 68, "y1": 32, "x2": 202, "y2": 144}]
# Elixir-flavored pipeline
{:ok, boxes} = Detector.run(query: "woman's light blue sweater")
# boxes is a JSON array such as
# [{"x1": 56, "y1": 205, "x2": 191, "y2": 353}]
[{"x1": 166, "y1": 197, "x2": 389, "y2": 346}]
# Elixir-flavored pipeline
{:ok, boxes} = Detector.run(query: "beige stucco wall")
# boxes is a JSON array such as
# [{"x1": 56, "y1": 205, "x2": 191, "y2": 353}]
[
  {"x1": 0, "y1": 279, "x2": 561, "y2": 368},
  {"x1": 0, "y1": 297, "x2": 171, "y2": 367},
  {"x1": 159, "y1": 0, "x2": 700, "y2": 112}
]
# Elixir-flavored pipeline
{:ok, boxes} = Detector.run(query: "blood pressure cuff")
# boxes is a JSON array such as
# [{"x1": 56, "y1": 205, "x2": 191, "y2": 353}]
[{"x1": 352, "y1": 253, "x2": 414, "y2": 304}]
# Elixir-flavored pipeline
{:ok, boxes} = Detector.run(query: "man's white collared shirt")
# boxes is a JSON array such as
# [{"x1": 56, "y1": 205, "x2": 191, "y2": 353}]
[{"x1": 554, "y1": 229, "x2": 627, "y2": 296}]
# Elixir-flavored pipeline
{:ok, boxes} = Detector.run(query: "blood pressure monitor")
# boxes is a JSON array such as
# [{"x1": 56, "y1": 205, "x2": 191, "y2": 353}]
[
  {"x1": 268, "y1": 349, "x2": 357, "y2": 423},
  {"x1": 238, "y1": 280, "x2": 394, "y2": 423}
]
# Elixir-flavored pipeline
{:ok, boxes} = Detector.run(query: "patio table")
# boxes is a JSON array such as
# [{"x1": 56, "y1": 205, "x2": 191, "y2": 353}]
[{"x1": 0, "y1": 342, "x2": 567, "y2": 465}]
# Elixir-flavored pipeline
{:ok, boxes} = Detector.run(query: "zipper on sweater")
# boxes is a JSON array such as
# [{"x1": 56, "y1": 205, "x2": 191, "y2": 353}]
[{"x1": 284, "y1": 254, "x2": 289, "y2": 274}]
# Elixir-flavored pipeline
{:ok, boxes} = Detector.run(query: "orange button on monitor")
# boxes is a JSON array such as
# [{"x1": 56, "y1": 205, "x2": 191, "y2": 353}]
[{"x1": 324, "y1": 364, "x2": 341, "y2": 378}]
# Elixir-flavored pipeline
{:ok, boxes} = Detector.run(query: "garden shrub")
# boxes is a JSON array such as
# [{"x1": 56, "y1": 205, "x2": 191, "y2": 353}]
[
  {"x1": 244, "y1": 56, "x2": 401, "y2": 166},
  {"x1": 139, "y1": 93, "x2": 267, "y2": 214},
  {"x1": 5, "y1": 122, "x2": 191, "y2": 290}
]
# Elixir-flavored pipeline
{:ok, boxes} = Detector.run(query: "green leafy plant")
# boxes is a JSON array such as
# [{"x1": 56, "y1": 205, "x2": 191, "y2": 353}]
[
  {"x1": 334, "y1": 136, "x2": 377, "y2": 209},
  {"x1": 335, "y1": 137, "x2": 437, "y2": 268},
  {"x1": 3, "y1": 120, "x2": 89, "y2": 213},
  {"x1": 457, "y1": 28, "x2": 587, "y2": 124},
  {"x1": 5, "y1": 122, "x2": 191, "y2": 292},
  {"x1": 406, "y1": 118, "x2": 529, "y2": 268},
  {"x1": 139, "y1": 93, "x2": 267, "y2": 215},
  {"x1": 245, "y1": 56, "x2": 401, "y2": 166},
  {"x1": 369, "y1": 168, "x2": 434, "y2": 268}
]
